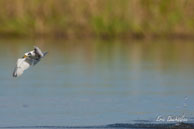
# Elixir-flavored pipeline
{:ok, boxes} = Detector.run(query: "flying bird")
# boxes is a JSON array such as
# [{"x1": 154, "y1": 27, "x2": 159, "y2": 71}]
[{"x1": 13, "y1": 46, "x2": 48, "y2": 77}]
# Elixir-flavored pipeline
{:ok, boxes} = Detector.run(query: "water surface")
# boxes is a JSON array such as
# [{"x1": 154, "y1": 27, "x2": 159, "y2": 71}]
[{"x1": 0, "y1": 39, "x2": 194, "y2": 127}]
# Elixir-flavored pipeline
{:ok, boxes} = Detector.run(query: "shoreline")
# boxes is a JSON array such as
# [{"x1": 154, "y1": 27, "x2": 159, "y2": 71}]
[{"x1": 0, "y1": 33, "x2": 194, "y2": 41}]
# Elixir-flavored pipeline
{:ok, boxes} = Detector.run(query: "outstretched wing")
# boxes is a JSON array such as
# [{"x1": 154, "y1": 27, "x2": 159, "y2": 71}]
[
  {"x1": 13, "y1": 58, "x2": 31, "y2": 77},
  {"x1": 34, "y1": 46, "x2": 44, "y2": 57},
  {"x1": 32, "y1": 50, "x2": 48, "y2": 66}
]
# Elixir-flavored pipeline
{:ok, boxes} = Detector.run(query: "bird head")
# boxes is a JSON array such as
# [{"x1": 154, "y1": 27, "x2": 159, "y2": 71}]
[{"x1": 23, "y1": 55, "x2": 28, "y2": 58}]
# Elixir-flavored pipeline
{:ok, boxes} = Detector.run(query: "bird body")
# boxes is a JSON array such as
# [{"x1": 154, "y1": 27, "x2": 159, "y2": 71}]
[{"x1": 13, "y1": 46, "x2": 47, "y2": 77}]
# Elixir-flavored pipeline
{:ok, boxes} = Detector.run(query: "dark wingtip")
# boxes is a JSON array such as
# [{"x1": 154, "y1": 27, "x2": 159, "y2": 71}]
[
  {"x1": 13, "y1": 73, "x2": 17, "y2": 77},
  {"x1": 13, "y1": 67, "x2": 17, "y2": 77}
]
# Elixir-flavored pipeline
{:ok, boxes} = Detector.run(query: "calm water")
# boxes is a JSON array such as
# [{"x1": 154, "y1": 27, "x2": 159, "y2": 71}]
[{"x1": 0, "y1": 39, "x2": 194, "y2": 127}]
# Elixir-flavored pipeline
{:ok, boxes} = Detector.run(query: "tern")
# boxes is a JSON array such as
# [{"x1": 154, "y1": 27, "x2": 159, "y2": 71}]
[{"x1": 13, "y1": 46, "x2": 48, "y2": 77}]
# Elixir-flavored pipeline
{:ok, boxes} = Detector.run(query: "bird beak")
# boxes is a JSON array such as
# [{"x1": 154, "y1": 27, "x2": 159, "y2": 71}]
[{"x1": 24, "y1": 55, "x2": 27, "y2": 58}]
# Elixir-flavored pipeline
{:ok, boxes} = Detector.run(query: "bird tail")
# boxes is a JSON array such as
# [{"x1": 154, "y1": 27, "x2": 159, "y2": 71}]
[{"x1": 43, "y1": 52, "x2": 48, "y2": 57}]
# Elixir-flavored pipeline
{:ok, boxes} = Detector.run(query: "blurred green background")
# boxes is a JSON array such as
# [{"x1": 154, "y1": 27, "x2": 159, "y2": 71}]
[{"x1": 0, "y1": 0, "x2": 193, "y2": 39}]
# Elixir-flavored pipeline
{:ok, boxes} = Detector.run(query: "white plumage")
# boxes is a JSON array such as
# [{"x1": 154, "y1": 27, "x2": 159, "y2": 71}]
[{"x1": 13, "y1": 46, "x2": 47, "y2": 77}]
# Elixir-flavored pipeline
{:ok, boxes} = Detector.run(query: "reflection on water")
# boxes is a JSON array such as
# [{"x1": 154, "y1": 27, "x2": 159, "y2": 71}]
[{"x1": 0, "y1": 39, "x2": 194, "y2": 126}]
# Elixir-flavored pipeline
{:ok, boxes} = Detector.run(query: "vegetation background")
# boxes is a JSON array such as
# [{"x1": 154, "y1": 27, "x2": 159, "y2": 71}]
[{"x1": 0, "y1": 0, "x2": 193, "y2": 39}]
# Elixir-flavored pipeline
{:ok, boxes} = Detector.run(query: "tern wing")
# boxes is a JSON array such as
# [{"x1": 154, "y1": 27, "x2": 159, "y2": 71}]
[
  {"x1": 13, "y1": 58, "x2": 31, "y2": 77},
  {"x1": 32, "y1": 51, "x2": 48, "y2": 65},
  {"x1": 34, "y1": 46, "x2": 44, "y2": 57}
]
